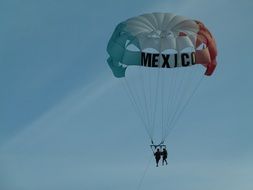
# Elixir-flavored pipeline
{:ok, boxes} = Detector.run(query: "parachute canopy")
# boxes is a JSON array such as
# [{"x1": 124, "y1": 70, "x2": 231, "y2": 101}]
[
  {"x1": 107, "y1": 12, "x2": 217, "y2": 78},
  {"x1": 107, "y1": 13, "x2": 217, "y2": 144}
]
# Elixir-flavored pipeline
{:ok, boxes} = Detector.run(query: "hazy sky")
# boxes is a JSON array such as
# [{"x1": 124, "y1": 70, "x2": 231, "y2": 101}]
[{"x1": 0, "y1": 0, "x2": 253, "y2": 190}]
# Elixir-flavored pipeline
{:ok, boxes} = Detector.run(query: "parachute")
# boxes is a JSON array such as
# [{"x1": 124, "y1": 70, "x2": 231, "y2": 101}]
[{"x1": 107, "y1": 13, "x2": 217, "y2": 145}]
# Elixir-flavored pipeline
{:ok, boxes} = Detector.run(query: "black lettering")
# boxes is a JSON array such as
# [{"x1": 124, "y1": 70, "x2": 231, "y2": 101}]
[
  {"x1": 152, "y1": 54, "x2": 159, "y2": 67},
  {"x1": 174, "y1": 54, "x2": 178, "y2": 67},
  {"x1": 162, "y1": 54, "x2": 170, "y2": 68},
  {"x1": 181, "y1": 53, "x2": 190, "y2": 67},
  {"x1": 141, "y1": 52, "x2": 152, "y2": 67},
  {"x1": 191, "y1": 52, "x2": 196, "y2": 65}
]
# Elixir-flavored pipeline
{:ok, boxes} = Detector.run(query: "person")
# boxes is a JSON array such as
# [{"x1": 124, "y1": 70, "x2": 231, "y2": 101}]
[
  {"x1": 161, "y1": 148, "x2": 168, "y2": 165},
  {"x1": 154, "y1": 148, "x2": 161, "y2": 167}
]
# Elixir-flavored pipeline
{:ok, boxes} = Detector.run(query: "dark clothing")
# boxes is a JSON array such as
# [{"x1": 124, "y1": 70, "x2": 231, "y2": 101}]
[
  {"x1": 154, "y1": 150, "x2": 161, "y2": 167},
  {"x1": 154, "y1": 151, "x2": 161, "y2": 159},
  {"x1": 162, "y1": 149, "x2": 167, "y2": 158},
  {"x1": 161, "y1": 149, "x2": 168, "y2": 165}
]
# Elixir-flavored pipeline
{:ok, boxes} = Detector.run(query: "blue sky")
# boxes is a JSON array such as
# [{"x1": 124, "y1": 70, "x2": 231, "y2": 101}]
[{"x1": 0, "y1": 0, "x2": 253, "y2": 190}]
